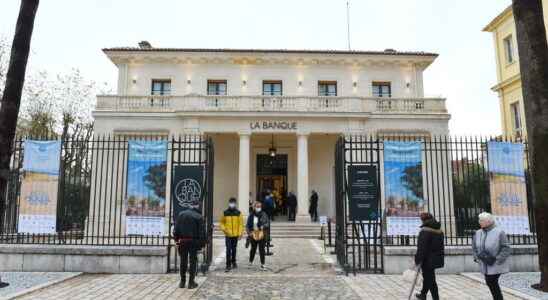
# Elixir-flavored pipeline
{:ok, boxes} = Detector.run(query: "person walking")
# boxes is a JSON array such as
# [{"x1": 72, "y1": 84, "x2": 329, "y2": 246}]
[
  {"x1": 309, "y1": 190, "x2": 318, "y2": 222},
  {"x1": 287, "y1": 192, "x2": 297, "y2": 222},
  {"x1": 246, "y1": 201, "x2": 270, "y2": 270},
  {"x1": 173, "y1": 206, "x2": 206, "y2": 289},
  {"x1": 219, "y1": 197, "x2": 244, "y2": 272},
  {"x1": 472, "y1": 212, "x2": 511, "y2": 300},
  {"x1": 414, "y1": 213, "x2": 444, "y2": 300},
  {"x1": 264, "y1": 191, "x2": 275, "y2": 221}
]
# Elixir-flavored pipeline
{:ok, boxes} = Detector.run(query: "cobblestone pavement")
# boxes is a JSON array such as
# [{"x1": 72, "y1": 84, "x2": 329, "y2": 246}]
[
  {"x1": 0, "y1": 272, "x2": 80, "y2": 299},
  {"x1": 465, "y1": 272, "x2": 547, "y2": 299},
  {"x1": 13, "y1": 239, "x2": 528, "y2": 299}
]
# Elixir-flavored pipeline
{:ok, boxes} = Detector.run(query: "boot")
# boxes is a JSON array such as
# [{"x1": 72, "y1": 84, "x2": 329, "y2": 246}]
[
  {"x1": 188, "y1": 281, "x2": 198, "y2": 289},
  {"x1": 415, "y1": 293, "x2": 426, "y2": 300},
  {"x1": 179, "y1": 279, "x2": 186, "y2": 288}
]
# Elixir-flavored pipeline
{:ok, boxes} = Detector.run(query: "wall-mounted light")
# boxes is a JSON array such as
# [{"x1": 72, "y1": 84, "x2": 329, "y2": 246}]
[
  {"x1": 298, "y1": 80, "x2": 302, "y2": 86},
  {"x1": 353, "y1": 81, "x2": 358, "y2": 88},
  {"x1": 187, "y1": 79, "x2": 192, "y2": 85},
  {"x1": 406, "y1": 81, "x2": 411, "y2": 88},
  {"x1": 132, "y1": 76, "x2": 138, "y2": 84},
  {"x1": 242, "y1": 80, "x2": 247, "y2": 86}
]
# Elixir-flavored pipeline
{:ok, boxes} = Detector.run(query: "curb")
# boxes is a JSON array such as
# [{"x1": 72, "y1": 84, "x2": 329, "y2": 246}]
[
  {"x1": 0, "y1": 272, "x2": 82, "y2": 300},
  {"x1": 460, "y1": 273, "x2": 537, "y2": 300}
]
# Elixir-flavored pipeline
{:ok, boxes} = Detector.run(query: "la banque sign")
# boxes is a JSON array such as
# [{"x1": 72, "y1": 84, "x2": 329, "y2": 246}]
[{"x1": 250, "y1": 121, "x2": 297, "y2": 131}]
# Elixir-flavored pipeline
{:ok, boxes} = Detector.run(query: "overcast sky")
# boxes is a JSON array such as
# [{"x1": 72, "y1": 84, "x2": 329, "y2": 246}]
[{"x1": 0, "y1": 0, "x2": 512, "y2": 135}]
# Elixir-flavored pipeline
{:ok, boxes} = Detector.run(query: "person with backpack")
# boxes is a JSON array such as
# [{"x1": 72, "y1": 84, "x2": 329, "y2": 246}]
[
  {"x1": 219, "y1": 197, "x2": 244, "y2": 272},
  {"x1": 472, "y1": 212, "x2": 511, "y2": 300},
  {"x1": 264, "y1": 191, "x2": 275, "y2": 221},
  {"x1": 173, "y1": 206, "x2": 206, "y2": 289},
  {"x1": 246, "y1": 201, "x2": 270, "y2": 270},
  {"x1": 414, "y1": 212, "x2": 444, "y2": 300}
]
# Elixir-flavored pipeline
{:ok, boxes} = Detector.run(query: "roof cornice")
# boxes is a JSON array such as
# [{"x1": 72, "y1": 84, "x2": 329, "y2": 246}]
[
  {"x1": 483, "y1": 5, "x2": 513, "y2": 32},
  {"x1": 103, "y1": 48, "x2": 437, "y2": 68}
]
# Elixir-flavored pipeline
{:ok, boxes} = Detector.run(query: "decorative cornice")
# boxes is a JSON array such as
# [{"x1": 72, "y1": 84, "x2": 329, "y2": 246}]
[
  {"x1": 483, "y1": 5, "x2": 513, "y2": 32},
  {"x1": 491, "y1": 73, "x2": 521, "y2": 92}
]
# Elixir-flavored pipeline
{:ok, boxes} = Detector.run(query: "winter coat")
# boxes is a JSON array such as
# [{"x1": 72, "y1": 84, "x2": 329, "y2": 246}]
[
  {"x1": 472, "y1": 225, "x2": 511, "y2": 275},
  {"x1": 219, "y1": 208, "x2": 244, "y2": 238},
  {"x1": 415, "y1": 218, "x2": 445, "y2": 270},
  {"x1": 287, "y1": 194, "x2": 297, "y2": 209},
  {"x1": 309, "y1": 192, "x2": 318, "y2": 212},
  {"x1": 173, "y1": 208, "x2": 206, "y2": 249},
  {"x1": 246, "y1": 211, "x2": 270, "y2": 232}
]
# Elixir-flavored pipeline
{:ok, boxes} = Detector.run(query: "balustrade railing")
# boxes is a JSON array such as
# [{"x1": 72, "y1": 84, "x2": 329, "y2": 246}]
[{"x1": 96, "y1": 94, "x2": 447, "y2": 114}]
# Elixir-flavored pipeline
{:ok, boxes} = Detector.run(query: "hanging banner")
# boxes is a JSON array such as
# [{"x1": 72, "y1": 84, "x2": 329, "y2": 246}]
[
  {"x1": 348, "y1": 165, "x2": 379, "y2": 221},
  {"x1": 171, "y1": 165, "x2": 204, "y2": 222},
  {"x1": 384, "y1": 141, "x2": 424, "y2": 236},
  {"x1": 487, "y1": 141, "x2": 530, "y2": 235},
  {"x1": 18, "y1": 140, "x2": 61, "y2": 234},
  {"x1": 126, "y1": 140, "x2": 167, "y2": 235}
]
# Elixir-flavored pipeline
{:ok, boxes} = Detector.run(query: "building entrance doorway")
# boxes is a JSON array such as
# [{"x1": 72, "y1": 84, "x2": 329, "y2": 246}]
[{"x1": 256, "y1": 154, "x2": 288, "y2": 217}]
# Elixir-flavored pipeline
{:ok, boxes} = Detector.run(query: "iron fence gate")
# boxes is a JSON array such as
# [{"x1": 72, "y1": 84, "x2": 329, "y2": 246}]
[
  {"x1": 0, "y1": 135, "x2": 214, "y2": 274},
  {"x1": 335, "y1": 136, "x2": 384, "y2": 274},
  {"x1": 167, "y1": 136, "x2": 214, "y2": 273}
]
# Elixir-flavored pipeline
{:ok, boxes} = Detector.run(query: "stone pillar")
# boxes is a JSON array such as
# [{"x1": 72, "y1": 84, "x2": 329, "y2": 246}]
[
  {"x1": 238, "y1": 132, "x2": 251, "y2": 214},
  {"x1": 297, "y1": 133, "x2": 309, "y2": 218}
]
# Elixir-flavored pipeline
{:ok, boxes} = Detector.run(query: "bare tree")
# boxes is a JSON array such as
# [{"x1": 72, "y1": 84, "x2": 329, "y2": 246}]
[
  {"x1": 0, "y1": 0, "x2": 40, "y2": 288},
  {"x1": 512, "y1": 0, "x2": 548, "y2": 291}
]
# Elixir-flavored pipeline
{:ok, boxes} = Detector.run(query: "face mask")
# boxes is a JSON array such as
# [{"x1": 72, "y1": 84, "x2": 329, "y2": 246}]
[
  {"x1": 228, "y1": 203, "x2": 236, "y2": 209},
  {"x1": 255, "y1": 208, "x2": 262, "y2": 213}
]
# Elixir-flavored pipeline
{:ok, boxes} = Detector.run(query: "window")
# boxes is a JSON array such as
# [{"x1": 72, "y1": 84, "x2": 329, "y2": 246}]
[
  {"x1": 151, "y1": 80, "x2": 171, "y2": 95},
  {"x1": 207, "y1": 80, "x2": 227, "y2": 95},
  {"x1": 318, "y1": 81, "x2": 337, "y2": 96},
  {"x1": 372, "y1": 82, "x2": 391, "y2": 97},
  {"x1": 263, "y1": 81, "x2": 283, "y2": 96},
  {"x1": 503, "y1": 35, "x2": 515, "y2": 64},
  {"x1": 510, "y1": 102, "x2": 522, "y2": 132}
]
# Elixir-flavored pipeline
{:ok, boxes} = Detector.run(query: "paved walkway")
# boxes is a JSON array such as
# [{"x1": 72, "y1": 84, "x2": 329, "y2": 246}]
[{"x1": 14, "y1": 238, "x2": 525, "y2": 300}]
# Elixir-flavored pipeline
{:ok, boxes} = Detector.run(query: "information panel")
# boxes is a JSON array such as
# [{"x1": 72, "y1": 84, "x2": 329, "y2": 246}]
[
  {"x1": 348, "y1": 165, "x2": 379, "y2": 221},
  {"x1": 171, "y1": 165, "x2": 204, "y2": 221}
]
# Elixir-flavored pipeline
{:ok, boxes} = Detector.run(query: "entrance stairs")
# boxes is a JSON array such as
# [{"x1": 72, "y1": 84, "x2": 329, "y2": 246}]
[{"x1": 213, "y1": 221, "x2": 335, "y2": 239}]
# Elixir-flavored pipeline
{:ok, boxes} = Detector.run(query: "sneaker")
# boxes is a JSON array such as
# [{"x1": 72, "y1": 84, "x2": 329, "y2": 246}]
[
  {"x1": 248, "y1": 261, "x2": 253, "y2": 267},
  {"x1": 260, "y1": 265, "x2": 267, "y2": 271},
  {"x1": 188, "y1": 281, "x2": 198, "y2": 289},
  {"x1": 225, "y1": 266, "x2": 231, "y2": 272},
  {"x1": 178, "y1": 280, "x2": 186, "y2": 288},
  {"x1": 232, "y1": 262, "x2": 238, "y2": 269}
]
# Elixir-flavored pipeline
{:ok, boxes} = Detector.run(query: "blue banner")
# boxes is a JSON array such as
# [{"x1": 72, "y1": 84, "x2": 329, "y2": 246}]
[
  {"x1": 487, "y1": 141, "x2": 525, "y2": 177},
  {"x1": 22, "y1": 141, "x2": 61, "y2": 175},
  {"x1": 384, "y1": 141, "x2": 424, "y2": 236},
  {"x1": 126, "y1": 140, "x2": 168, "y2": 235}
]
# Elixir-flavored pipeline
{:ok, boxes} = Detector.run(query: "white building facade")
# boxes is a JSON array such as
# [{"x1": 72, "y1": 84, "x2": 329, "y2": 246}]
[{"x1": 93, "y1": 45, "x2": 450, "y2": 221}]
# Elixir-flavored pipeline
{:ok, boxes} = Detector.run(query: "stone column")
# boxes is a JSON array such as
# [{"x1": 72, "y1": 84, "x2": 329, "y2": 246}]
[
  {"x1": 297, "y1": 133, "x2": 309, "y2": 218},
  {"x1": 238, "y1": 132, "x2": 251, "y2": 214}
]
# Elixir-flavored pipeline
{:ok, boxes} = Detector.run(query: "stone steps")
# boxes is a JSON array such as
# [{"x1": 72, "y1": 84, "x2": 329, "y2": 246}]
[{"x1": 213, "y1": 222, "x2": 336, "y2": 239}]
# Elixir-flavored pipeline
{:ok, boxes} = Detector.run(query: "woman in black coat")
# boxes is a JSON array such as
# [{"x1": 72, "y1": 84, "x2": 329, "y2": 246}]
[{"x1": 414, "y1": 212, "x2": 444, "y2": 300}]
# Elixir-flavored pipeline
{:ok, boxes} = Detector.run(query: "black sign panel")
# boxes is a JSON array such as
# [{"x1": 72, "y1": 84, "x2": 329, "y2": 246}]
[
  {"x1": 348, "y1": 165, "x2": 379, "y2": 221},
  {"x1": 171, "y1": 165, "x2": 204, "y2": 221}
]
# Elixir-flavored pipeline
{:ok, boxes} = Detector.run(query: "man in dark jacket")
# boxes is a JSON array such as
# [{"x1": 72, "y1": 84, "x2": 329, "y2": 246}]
[
  {"x1": 309, "y1": 190, "x2": 318, "y2": 222},
  {"x1": 287, "y1": 192, "x2": 297, "y2": 222},
  {"x1": 414, "y1": 212, "x2": 444, "y2": 300},
  {"x1": 173, "y1": 207, "x2": 206, "y2": 289}
]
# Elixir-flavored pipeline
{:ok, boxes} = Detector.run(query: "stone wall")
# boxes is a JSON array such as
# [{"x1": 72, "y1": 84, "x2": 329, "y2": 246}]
[{"x1": 0, "y1": 245, "x2": 168, "y2": 274}]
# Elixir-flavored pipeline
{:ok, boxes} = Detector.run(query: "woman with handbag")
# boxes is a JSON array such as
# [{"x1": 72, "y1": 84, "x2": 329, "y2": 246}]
[
  {"x1": 472, "y1": 212, "x2": 511, "y2": 300},
  {"x1": 414, "y1": 213, "x2": 444, "y2": 300},
  {"x1": 246, "y1": 201, "x2": 270, "y2": 270}
]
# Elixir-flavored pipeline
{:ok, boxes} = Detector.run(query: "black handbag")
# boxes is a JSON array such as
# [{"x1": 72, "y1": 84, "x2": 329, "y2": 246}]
[{"x1": 478, "y1": 250, "x2": 496, "y2": 266}]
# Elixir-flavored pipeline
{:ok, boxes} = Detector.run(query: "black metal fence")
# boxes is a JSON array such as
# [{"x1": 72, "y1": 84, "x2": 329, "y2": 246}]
[
  {"x1": 0, "y1": 135, "x2": 214, "y2": 258},
  {"x1": 334, "y1": 135, "x2": 537, "y2": 274}
]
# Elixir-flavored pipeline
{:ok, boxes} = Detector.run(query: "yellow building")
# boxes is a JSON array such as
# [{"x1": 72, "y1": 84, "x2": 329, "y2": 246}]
[{"x1": 483, "y1": 2, "x2": 548, "y2": 139}]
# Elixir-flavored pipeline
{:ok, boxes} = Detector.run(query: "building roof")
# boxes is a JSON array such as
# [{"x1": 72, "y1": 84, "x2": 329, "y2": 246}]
[
  {"x1": 483, "y1": 5, "x2": 513, "y2": 32},
  {"x1": 102, "y1": 47, "x2": 438, "y2": 57}
]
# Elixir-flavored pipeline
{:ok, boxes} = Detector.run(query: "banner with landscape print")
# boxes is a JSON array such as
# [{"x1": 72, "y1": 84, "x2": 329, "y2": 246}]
[
  {"x1": 487, "y1": 141, "x2": 530, "y2": 235},
  {"x1": 126, "y1": 140, "x2": 167, "y2": 235},
  {"x1": 18, "y1": 140, "x2": 61, "y2": 234},
  {"x1": 383, "y1": 141, "x2": 424, "y2": 236}
]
